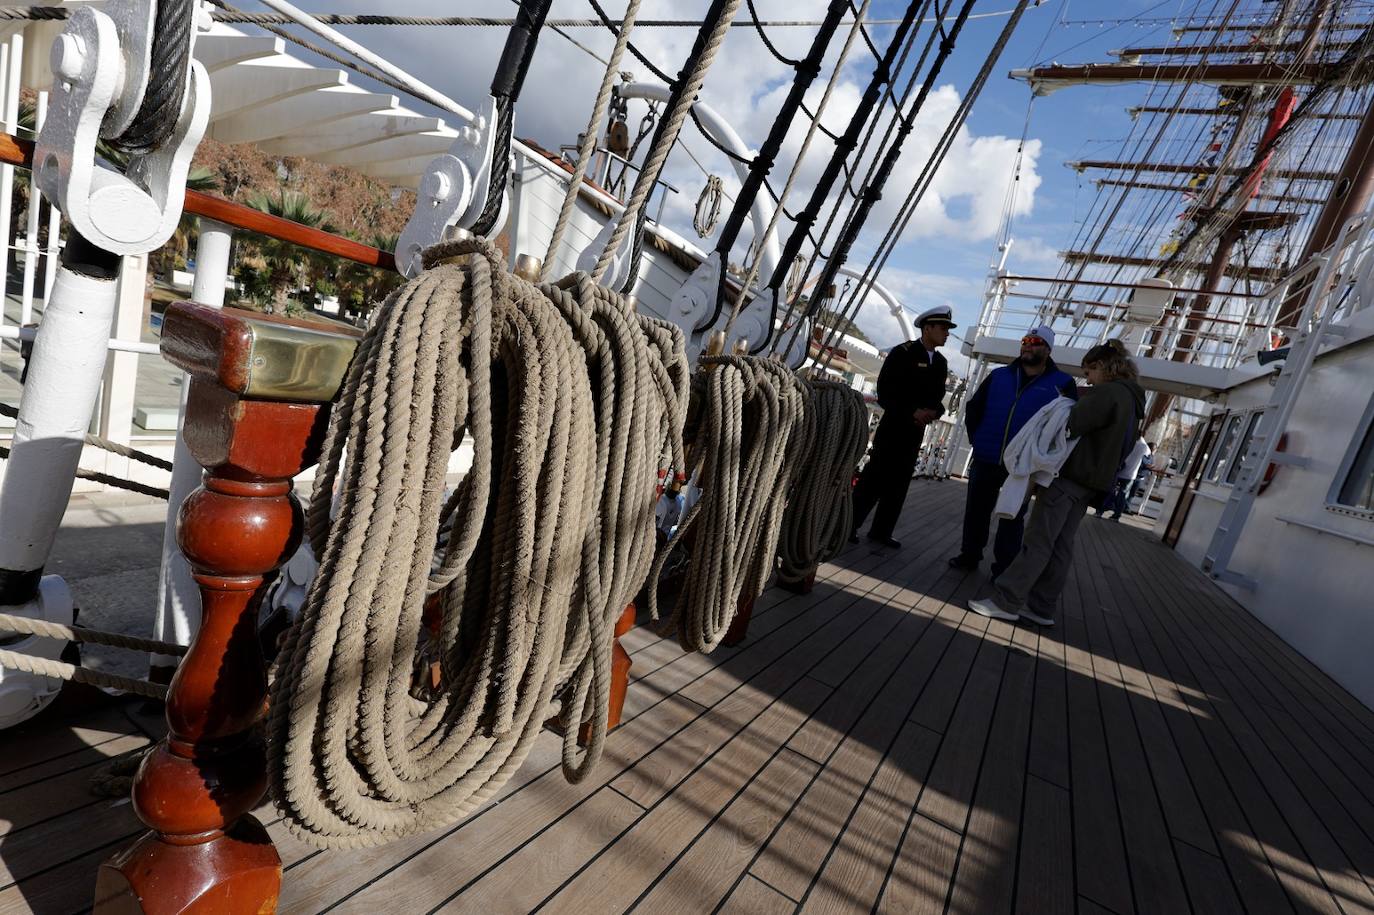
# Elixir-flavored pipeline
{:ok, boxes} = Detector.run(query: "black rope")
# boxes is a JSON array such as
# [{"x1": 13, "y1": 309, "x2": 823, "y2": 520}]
[
  {"x1": 804, "y1": 0, "x2": 978, "y2": 321},
  {"x1": 689, "y1": 112, "x2": 754, "y2": 165},
  {"x1": 799, "y1": 101, "x2": 841, "y2": 141},
  {"x1": 110, "y1": 0, "x2": 193, "y2": 154},
  {"x1": 473, "y1": 0, "x2": 555, "y2": 236},
  {"x1": 586, "y1": 0, "x2": 677, "y2": 85},
  {"x1": 696, "y1": 0, "x2": 851, "y2": 332},
  {"x1": 762, "y1": 0, "x2": 925, "y2": 296},
  {"x1": 745, "y1": 0, "x2": 803, "y2": 67},
  {"x1": 619, "y1": 208, "x2": 651, "y2": 295}
]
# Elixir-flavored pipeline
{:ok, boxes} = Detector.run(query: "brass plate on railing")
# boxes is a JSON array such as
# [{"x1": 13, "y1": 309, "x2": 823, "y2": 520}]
[{"x1": 161, "y1": 302, "x2": 361, "y2": 403}]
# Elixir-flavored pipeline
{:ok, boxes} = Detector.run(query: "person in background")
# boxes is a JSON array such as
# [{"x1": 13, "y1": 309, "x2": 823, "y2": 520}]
[
  {"x1": 969, "y1": 339, "x2": 1145, "y2": 626},
  {"x1": 948, "y1": 325, "x2": 1077, "y2": 577},
  {"x1": 851, "y1": 305, "x2": 954, "y2": 549},
  {"x1": 1101, "y1": 436, "x2": 1153, "y2": 520}
]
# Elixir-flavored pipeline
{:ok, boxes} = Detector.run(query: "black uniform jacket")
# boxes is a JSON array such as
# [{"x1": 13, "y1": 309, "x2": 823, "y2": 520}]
[{"x1": 873, "y1": 340, "x2": 949, "y2": 455}]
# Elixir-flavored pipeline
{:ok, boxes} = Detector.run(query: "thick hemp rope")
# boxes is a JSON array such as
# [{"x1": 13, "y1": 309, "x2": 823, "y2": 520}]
[
  {"x1": 649, "y1": 355, "x2": 807, "y2": 652},
  {"x1": 267, "y1": 237, "x2": 686, "y2": 848},
  {"x1": 776, "y1": 379, "x2": 869, "y2": 586},
  {"x1": 540, "y1": 0, "x2": 645, "y2": 281}
]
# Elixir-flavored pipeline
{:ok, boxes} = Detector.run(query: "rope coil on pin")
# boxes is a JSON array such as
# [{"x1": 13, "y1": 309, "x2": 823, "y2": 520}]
[
  {"x1": 267, "y1": 236, "x2": 687, "y2": 848},
  {"x1": 649, "y1": 351, "x2": 808, "y2": 652},
  {"x1": 694, "y1": 174, "x2": 724, "y2": 238},
  {"x1": 776, "y1": 378, "x2": 869, "y2": 586}
]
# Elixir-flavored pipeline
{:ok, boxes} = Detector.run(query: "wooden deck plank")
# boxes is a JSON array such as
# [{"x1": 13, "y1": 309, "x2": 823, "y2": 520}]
[
  {"x1": 1072, "y1": 538, "x2": 1193, "y2": 915},
  {"x1": 756, "y1": 592, "x2": 969, "y2": 900},
  {"x1": 538, "y1": 677, "x2": 832, "y2": 913},
  {"x1": 1097, "y1": 539, "x2": 1301, "y2": 915},
  {"x1": 1058, "y1": 607, "x2": 1135, "y2": 915},
  {"x1": 283, "y1": 700, "x2": 700, "y2": 913},
  {"x1": 0, "y1": 702, "x2": 140, "y2": 779},
  {"x1": 634, "y1": 748, "x2": 819, "y2": 912},
  {"x1": 797, "y1": 722, "x2": 941, "y2": 915},
  {"x1": 1174, "y1": 839, "x2": 1247, "y2": 915},
  {"x1": 1014, "y1": 775, "x2": 1075, "y2": 915},
  {"x1": 874, "y1": 812, "x2": 961, "y2": 915},
  {"x1": 1097, "y1": 523, "x2": 1348, "y2": 914},
  {"x1": 437, "y1": 787, "x2": 644, "y2": 913},
  {"x1": 1143, "y1": 610, "x2": 1374, "y2": 913},
  {"x1": 718, "y1": 875, "x2": 798, "y2": 915},
  {"x1": 914, "y1": 630, "x2": 1011, "y2": 834},
  {"x1": 944, "y1": 624, "x2": 1036, "y2": 915}
]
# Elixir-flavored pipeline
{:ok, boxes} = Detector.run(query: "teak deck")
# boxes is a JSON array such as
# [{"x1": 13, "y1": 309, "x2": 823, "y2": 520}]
[{"x1": 5, "y1": 479, "x2": 1374, "y2": 914}]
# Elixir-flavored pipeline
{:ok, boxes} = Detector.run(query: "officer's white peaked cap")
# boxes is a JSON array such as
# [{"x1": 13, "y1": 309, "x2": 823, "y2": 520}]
[{"x1": 916, "y1": 305, "x2": 957, "y2": 328}]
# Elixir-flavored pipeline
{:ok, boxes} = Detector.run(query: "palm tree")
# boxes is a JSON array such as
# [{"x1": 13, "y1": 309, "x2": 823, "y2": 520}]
[
  {"x1": 236, "y1": 190, "x2": 333, "y2": 314},
  {"x1": 332, "y1": 231, "x2": 403, "y2": 326}
]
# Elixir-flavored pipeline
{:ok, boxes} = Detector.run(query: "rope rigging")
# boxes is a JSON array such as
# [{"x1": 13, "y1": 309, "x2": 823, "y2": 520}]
[
  {"x1": 589, "y1": 0, "x2": 745, "y2": 283},
  {"x1": 772, "y1": 0, "x2": 947, "y2": 352},
  {"x1": 775, "y1": 378, "x2": 868, "y2": 587},
  {"x1": 269, "y1": 237, "x2": 687, "y2": 847},
  {"x1": 694, "y1": 0, "x2": 852, "y2": 333},
  {"x1": 539, "y1": 0, "x2": 645, "y2": 279},
  {"x1": 816, "y1": 0, "x2": 1035, "y2": 366}
]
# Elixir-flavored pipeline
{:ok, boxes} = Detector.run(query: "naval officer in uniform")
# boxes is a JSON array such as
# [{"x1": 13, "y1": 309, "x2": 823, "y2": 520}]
[{"x1": 851, "y1": 305, "x2": 954, "y2": 548}]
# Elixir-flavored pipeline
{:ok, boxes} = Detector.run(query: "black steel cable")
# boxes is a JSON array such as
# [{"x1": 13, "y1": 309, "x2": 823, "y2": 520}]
[
  {"x1": 110, "y1": 0, "x2": 193, "y2": 154},
  {"x1": 696, "y1": 0, "x2": 851, "y2": 332},
  {"x1": 803, "y1": 0, "x2": 979, "y2": 323},
  {"x1": 745, "y1": 0, "x2": 803, "y2": 67},
  {"x1": 474, "y1": 0, "x2": 555, "y2": 236}
]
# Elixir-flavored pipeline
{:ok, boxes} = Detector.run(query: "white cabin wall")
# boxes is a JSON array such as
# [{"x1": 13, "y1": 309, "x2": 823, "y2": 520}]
[
  {"x1": 509, "y1": 152, "x2": 692, "y2": 326},
  {"x1": 1170, "y1": 334, "x2": 1374, "y2": 709}
]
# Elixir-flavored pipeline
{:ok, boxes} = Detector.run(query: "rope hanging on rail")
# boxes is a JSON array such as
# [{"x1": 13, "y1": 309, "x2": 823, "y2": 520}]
[
  {"x1": 775, "y1": 379, "x2": 869, "y2": 586},
  {"x1": 649, "y1": 355, "x2": 807, "y2": 652},
  {"x1": 267, "y1": 237, "x2": 687, "y2": 848}
]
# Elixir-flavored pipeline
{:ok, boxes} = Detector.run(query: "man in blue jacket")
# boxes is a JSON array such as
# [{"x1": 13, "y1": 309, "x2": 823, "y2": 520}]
[{"x1": 948, "y1": 325, "x2": 1077, "y2": 576}]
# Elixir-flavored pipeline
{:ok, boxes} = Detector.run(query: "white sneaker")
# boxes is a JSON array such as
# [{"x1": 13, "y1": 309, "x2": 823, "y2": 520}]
[
  {"x1": 1019, "y1": 608, "x2": 1056, "y2": 627},
  {"x1": 969, "y1": 598, "x2": 1019, "y2": 622}
]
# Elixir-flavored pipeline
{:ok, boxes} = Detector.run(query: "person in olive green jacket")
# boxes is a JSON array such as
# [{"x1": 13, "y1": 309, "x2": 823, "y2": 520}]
[{"x1": 969, "y1": 339, "x2": 1146, "y2": 626}]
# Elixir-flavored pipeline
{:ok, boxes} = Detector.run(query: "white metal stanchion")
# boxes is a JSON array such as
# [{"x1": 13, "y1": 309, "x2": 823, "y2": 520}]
[{"x1": 149, "y1": 220, "x2": 232, "y2": 677}]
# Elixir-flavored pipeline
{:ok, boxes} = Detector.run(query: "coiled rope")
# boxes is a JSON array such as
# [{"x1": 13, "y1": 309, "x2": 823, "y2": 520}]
[
  {"x1": 267, "y1": 237, "x2": 687, "y2": 848},
  {"x1": 649, "y1": 355, "x2": 807, "y2": 652},
  {"x1": 776, "y1": 379, "x2": 868, "y2": 586},
  {"x1": 693, "y1": 175, "x2": 724, "y2": 238}
]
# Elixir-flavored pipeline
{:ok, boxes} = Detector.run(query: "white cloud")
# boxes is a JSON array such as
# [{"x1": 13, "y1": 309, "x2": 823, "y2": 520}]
[{"x1": 291, "y1": 0, "x2": 1042, "y2": 307}]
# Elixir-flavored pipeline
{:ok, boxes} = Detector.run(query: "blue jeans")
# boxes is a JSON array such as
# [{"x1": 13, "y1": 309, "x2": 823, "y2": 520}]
[{"x1": 958, "y1": 459, "x2": 1026, "y2": 575}]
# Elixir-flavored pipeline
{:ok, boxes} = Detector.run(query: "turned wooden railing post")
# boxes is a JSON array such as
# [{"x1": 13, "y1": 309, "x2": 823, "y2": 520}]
[{"x1": 95, "y1": 303, "x2": 357, "y2": 914}]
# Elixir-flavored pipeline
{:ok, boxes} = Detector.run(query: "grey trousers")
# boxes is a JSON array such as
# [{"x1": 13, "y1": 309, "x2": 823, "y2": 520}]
[{"x1": 992, "y1": 477, "x2": 1097, "y2": 620}]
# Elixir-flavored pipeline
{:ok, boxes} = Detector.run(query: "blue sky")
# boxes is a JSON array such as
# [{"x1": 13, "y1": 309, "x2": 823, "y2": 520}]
[{"x1": 284, "y1": 0, "x2": 1217, "y2": 360}]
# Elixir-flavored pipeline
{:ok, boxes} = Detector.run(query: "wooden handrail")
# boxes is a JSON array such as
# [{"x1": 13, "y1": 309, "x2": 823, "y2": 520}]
[{"x1": 0, "y1": 132, "x2": 396, "y2": 271}]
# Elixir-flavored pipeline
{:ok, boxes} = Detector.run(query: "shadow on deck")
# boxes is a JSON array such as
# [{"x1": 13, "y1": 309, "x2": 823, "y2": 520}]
[{"x1": 4, "y1": 480, "x2": 1374, "y2": 914}]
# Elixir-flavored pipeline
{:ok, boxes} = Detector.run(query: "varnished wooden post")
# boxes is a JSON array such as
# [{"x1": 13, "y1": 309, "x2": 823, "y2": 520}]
[
  {"x1": 778, "y1": 570, "x2": 817, "y2": 595},
  {"x1": 96, "y1": 303, "x2": 357, "y2": 914},
  {"x1": 602, "y1": 602, "x2": 637, "y2": 734},
  {"x1": 721, "y1": 594, "x2": 756, "y2": 647}
]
